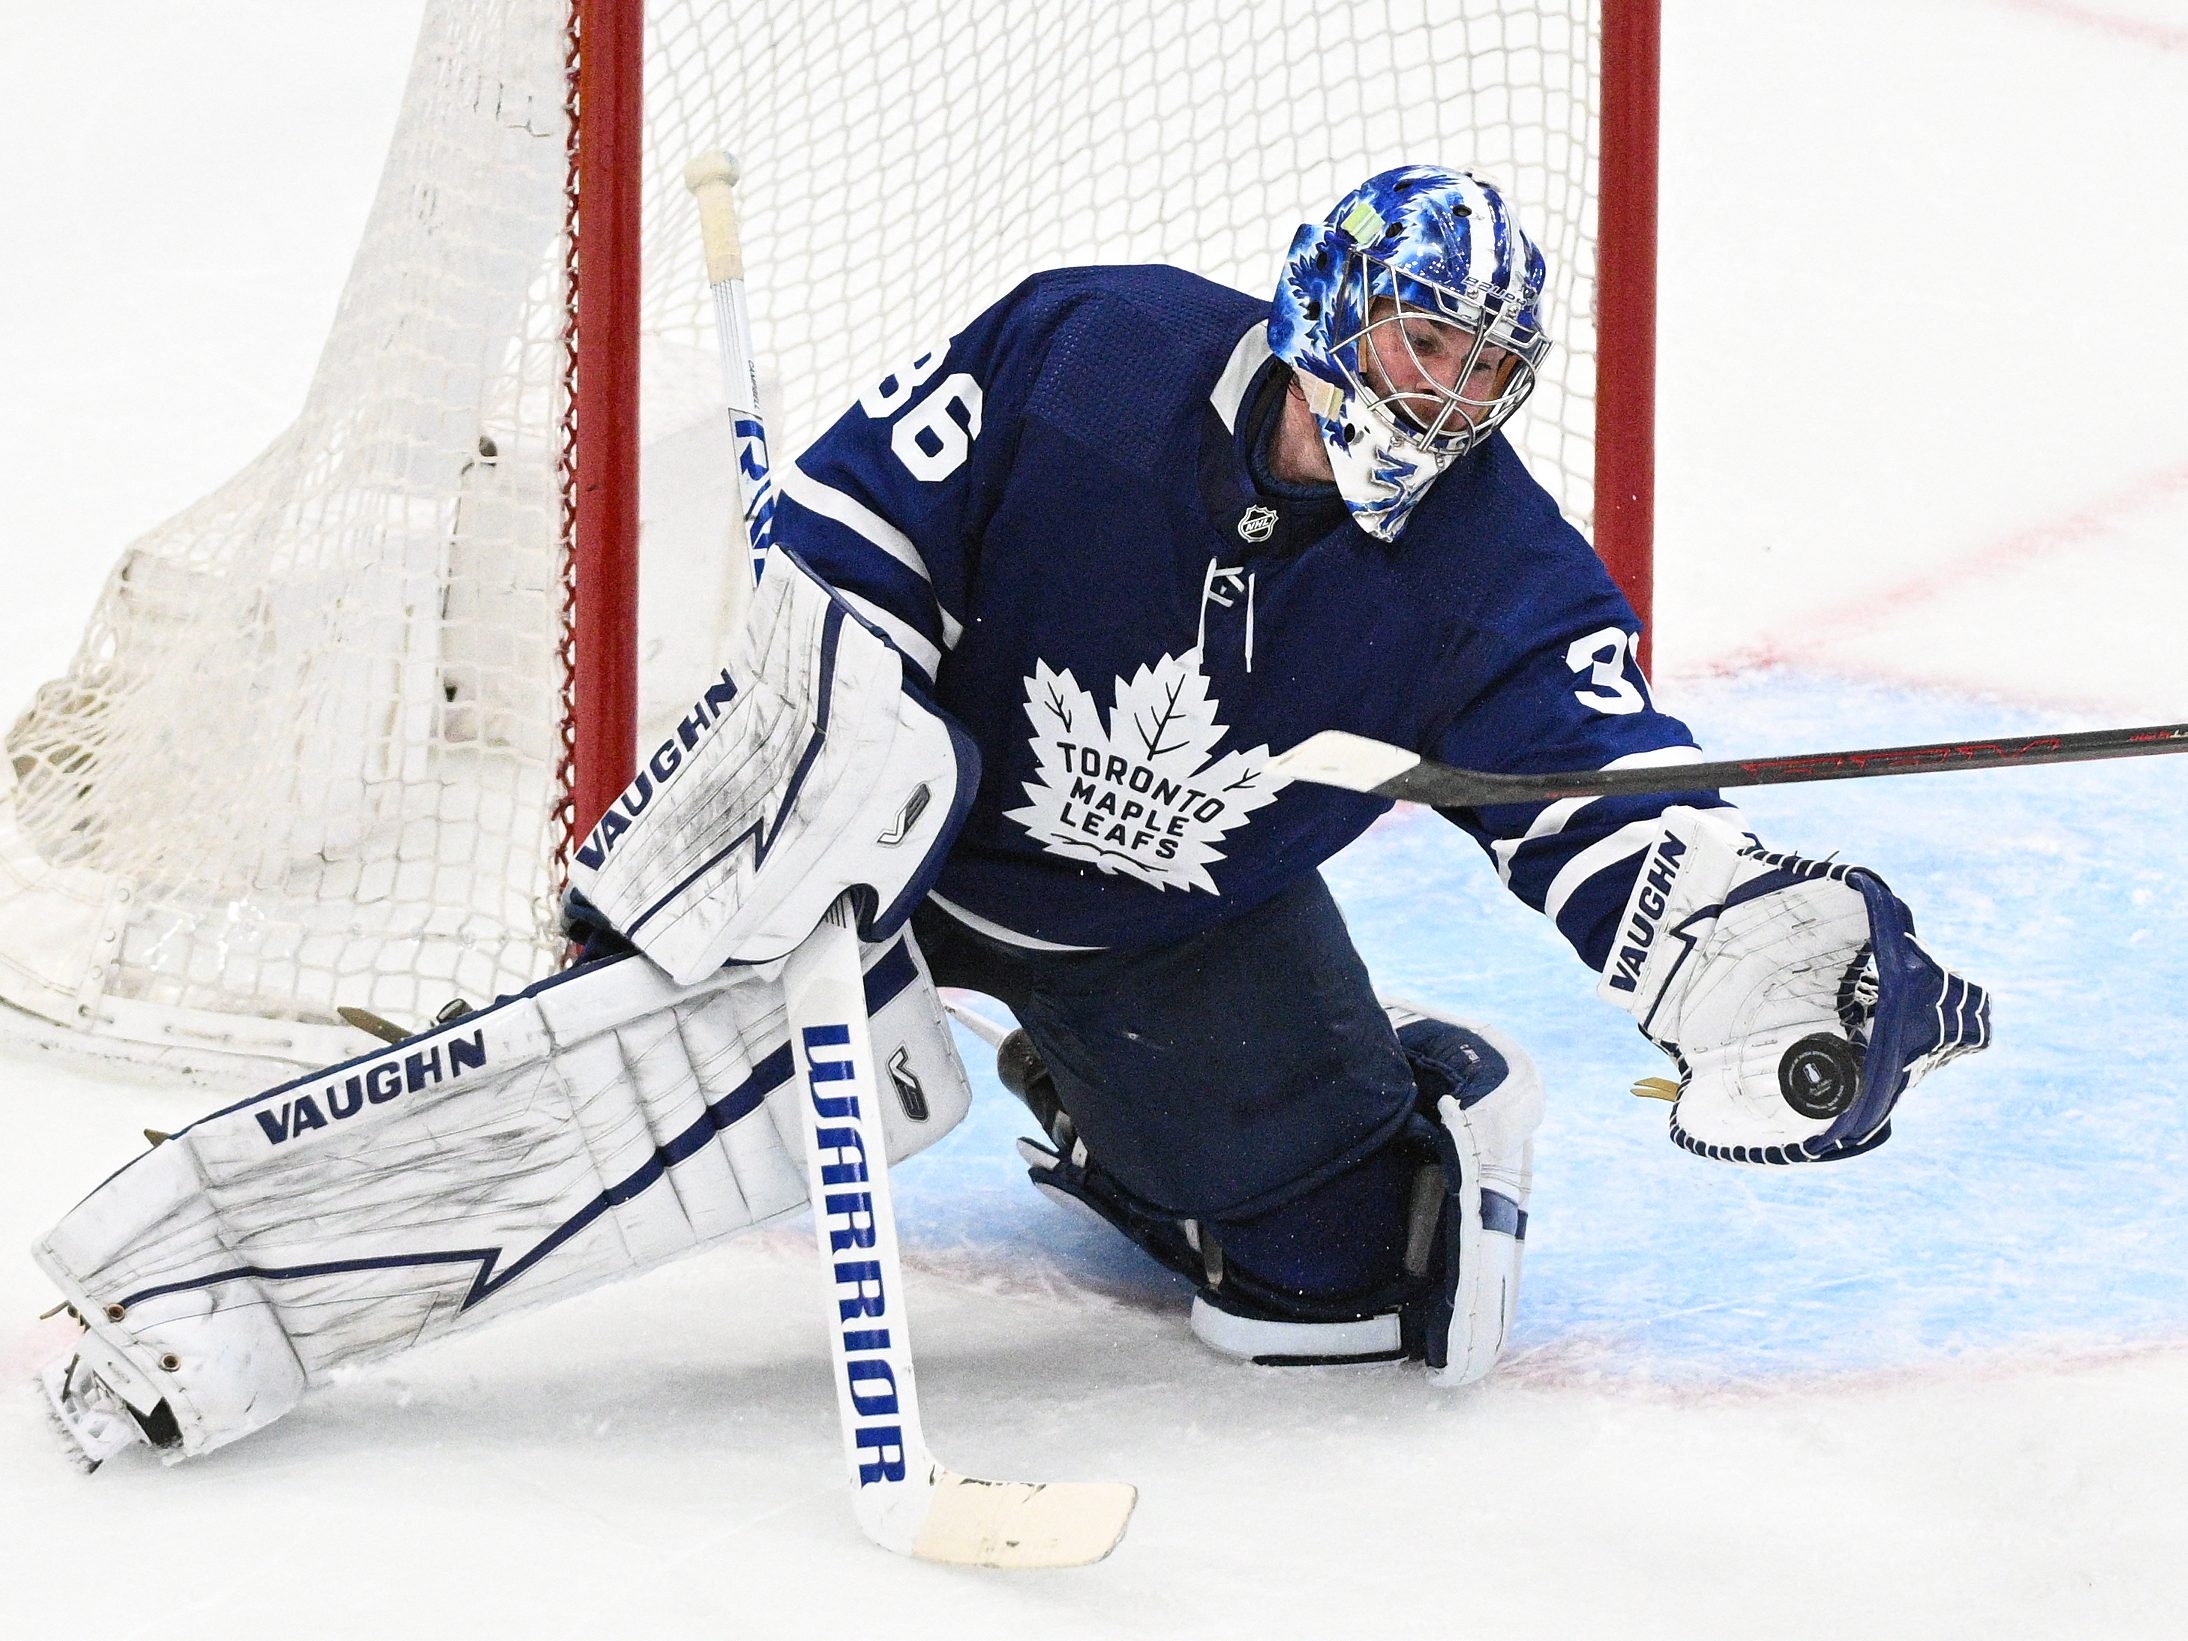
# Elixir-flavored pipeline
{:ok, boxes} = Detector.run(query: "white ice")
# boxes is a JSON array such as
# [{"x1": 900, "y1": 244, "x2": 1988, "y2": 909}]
[{"x1": 3, "y1": 1, "x2": 2188, "y2": 1635}]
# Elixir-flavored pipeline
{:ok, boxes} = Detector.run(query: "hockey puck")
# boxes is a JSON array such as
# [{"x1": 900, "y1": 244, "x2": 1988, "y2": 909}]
[{"x1": 1778, "y1": 1033, "x2": 1863, "y2": 1120}]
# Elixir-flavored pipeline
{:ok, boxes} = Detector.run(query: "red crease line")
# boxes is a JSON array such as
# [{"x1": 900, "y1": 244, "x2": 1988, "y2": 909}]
[
  {"x1": 1718, "y1": 453, "x2": 2188, "y2": 673},
  {"x1": 1991, "y1": 0, "x2": 2188, "y2": 53}
]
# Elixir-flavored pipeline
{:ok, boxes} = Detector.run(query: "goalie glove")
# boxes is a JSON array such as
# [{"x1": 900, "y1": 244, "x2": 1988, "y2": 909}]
[
  {"x1": 1597, "y1": 808, "x2": 1990, "y2": 1163},
  {"x1": 569, "y1": 548, "x2": 978, "y2": 985}
]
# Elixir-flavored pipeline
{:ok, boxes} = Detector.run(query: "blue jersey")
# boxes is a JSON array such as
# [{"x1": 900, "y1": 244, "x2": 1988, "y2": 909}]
[{"x1": 774, "y1": 265, "x2": 1731, "y2": 964}]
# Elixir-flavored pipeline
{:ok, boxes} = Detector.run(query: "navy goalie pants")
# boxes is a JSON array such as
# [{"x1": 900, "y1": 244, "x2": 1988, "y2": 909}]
[{"x1": 911, "y1": 874, "x2": 1425, "y2": 1305}]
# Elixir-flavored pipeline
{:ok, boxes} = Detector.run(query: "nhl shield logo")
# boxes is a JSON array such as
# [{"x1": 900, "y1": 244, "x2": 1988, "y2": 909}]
[{"x1": 1236, "y1": 504, "x2": 1278, "y2": 544}]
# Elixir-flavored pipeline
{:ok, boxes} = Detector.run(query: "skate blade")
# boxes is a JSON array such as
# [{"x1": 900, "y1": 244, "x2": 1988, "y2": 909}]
[
  {"x1": 34, "y1": 1353, "x2": 147, "y2": 1473},
  {"x1": 37, "y1": 1384, "x2": 103, "y2": 1473}
]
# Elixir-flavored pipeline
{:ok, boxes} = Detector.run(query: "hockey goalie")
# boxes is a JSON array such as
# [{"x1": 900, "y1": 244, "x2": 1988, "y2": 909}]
[{"x1": 32, "y1": 165, "x2": 1990, "y2": 1474}]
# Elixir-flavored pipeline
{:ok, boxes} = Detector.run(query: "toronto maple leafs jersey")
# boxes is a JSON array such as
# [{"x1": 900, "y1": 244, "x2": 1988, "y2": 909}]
[{"x1": 773, "y1": 265, "x2": 1732, "y2": 964}]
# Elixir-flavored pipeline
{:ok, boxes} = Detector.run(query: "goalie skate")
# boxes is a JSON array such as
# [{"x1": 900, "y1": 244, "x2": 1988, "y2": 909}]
[{"x1": 36, "y1": 1335, "x2": 176, "y2": 1472}]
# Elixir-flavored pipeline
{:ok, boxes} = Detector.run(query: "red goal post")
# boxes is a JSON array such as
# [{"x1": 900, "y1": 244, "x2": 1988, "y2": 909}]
[
  {"x1": 561, "y1": 0, "x2": 1665, "y2": 826},
  {"x1": 1596, "y1": 0, "x2": 1662, "y2": 672},
  {"x1": 0, "y1": 0, "x2": 1658, "y2": 1081},
  {"x1": 567, "y1": 0, "x2": 645, "y2": 889}
]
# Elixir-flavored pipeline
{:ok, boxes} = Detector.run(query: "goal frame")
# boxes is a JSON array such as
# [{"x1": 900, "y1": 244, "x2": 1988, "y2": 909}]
[
  {"x1": 1596, "y1": 0, "x2": 1661, "y2": 673},
  {"x1": 567, "y1": 0, "x2": 1660, "y2": 840},
  {"x1": 567, "y1": 0, "x2": 644, "y2": 872},
  {"x1": 0, "y1": 0, "x2": 1661, "y2": 1084}
]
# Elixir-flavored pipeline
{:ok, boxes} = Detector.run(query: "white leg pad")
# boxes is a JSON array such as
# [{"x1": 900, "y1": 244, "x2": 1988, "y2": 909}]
[
  {"x1": 32, "y1": 933, "x2": 967, "y2": 1461},
  {"x1": 1420, "y1": 1017, "x2": 1542, "y2": 1387}
]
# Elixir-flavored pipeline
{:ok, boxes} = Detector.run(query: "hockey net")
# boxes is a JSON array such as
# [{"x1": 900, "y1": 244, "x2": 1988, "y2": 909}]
[{"x1": 0, "y1": 0, "x2": 1628, "y2": 1080}]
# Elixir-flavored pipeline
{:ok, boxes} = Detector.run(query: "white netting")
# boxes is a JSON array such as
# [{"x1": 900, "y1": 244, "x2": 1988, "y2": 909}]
[
  {"x1": 659, "y1": 0, "x2": 1601, "y2": 512},
  {"x1": 0, "y1": 0, "x2": 1603, "y2": 1078}
]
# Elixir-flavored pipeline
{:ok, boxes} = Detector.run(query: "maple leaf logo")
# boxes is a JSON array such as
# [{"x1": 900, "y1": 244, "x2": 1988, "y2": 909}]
[{"x1": 1003, "y1": 649, "x2": 1286, "y2": 893}]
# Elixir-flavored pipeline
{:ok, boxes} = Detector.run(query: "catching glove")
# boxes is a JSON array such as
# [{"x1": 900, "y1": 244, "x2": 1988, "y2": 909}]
[{"x1": 1598, "y1": 808, "x2": 1990, "y2": 1163}]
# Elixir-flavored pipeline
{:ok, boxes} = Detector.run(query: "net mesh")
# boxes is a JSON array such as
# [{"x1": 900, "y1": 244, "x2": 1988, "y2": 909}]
[{"x1": 0, "y1": 0, "x2": 1603, "y2": 1074}]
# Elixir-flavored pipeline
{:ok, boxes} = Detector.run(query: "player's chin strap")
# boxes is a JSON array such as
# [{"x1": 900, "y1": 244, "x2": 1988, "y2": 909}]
[{"x1": 1598, "y1": 807, "x2": 1992, "y2": 1163}]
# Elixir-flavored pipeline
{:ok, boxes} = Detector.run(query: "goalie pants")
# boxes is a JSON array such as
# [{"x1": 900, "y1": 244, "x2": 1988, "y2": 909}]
[{"x1": 913, "y1": 876, "x2": 1424, "y2": 1305}]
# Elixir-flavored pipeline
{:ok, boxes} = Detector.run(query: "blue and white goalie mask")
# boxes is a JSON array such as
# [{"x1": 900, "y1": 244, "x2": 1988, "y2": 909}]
[{"x1": 1268, "y1": 166, "x2": 1551, "y2": 542}]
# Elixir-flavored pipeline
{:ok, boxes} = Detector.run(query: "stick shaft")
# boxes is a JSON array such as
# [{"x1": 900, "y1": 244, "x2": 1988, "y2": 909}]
[
  {"x1": 683, "y1": 151, "x2": 773, "y2": 604},
  {"x1": 784, "y1": 898, "x2": 938, "y2": 1556},
  {"x1": 692, "y1": 155, "x2": 1134, "y2": 1565},
  {"x1": 690, "y1": 152, "x2": 934, "y2": 1552},
  {"x1": 1277, "y1": 722, "x2": 2188, "y2": 811}
]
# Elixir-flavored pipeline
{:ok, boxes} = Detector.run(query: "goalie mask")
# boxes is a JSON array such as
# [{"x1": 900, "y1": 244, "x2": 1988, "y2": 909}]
[{"x1": 1268, "y1": 165, "x2": 1551, "y2": 542}]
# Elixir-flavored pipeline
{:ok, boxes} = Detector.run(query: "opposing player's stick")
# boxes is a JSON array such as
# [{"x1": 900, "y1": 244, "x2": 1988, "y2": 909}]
[
  {"x1": 941, "y1": 997, "x2": 1014, "y2": 1050},
  {"x1": 1270, "y1": 721, "x2": 2188, "y2": 810},
  {"x1": 686, "y1": 152, "x2": 1134, "y2": 1567},
  {"x1": 683, "y1": 151, "x2": 776, "y2": 628}
]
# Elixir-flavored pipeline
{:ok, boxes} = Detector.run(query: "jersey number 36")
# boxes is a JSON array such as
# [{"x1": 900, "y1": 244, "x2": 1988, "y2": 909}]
[{"x1": 862, "y1": 346, "x2": 985, "y2": 482}]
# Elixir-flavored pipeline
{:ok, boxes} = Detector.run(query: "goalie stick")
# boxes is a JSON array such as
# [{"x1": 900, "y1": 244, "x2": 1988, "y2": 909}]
[
  {"x1": 786, "y1": 899, "x2": 1135, "y2": 1566},
  {"x1": 685, "y1": 153, "x2": 1135, "y2": 1568},
  {"x1": 1269, "y1": 721, "x2": 2188, "y2": 810},
  {"x1": 684, "y1": 150, "x2": 775, "y2": 627}
]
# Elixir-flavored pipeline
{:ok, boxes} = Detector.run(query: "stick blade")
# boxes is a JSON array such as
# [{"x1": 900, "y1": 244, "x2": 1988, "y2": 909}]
[
  {"x1": 940, "y1": 995, "x2": 1015, "y2": 1050},
  {"x1": 1267, "y1": 730, "x2": 1418, "y2": 797},
  {"x1": 336, "y1": 1005, "x2": 408, "y2": 1044},
  {"x1": 910, "y1": 1469, "x2": 1137, "y2": 1568}
]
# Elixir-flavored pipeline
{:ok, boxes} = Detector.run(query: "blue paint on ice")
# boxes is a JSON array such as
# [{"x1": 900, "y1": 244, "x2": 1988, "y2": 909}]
[{"x1": 896, "y1": 672, "x2": 2188, "y2": 1381}]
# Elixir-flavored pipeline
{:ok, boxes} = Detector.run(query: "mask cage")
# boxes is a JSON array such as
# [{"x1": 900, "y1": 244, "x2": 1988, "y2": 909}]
[{"x1": 1331, "y1": 252, "x2": 1549, "y2": 457}]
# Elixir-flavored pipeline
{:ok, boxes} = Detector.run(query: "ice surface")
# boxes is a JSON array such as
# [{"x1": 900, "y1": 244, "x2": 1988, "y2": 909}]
[
  {"x1": 1329, "y1": 676, "x2": 2188, "y2": 1381},
  {"x1": 4, "y1": 0, "x2": 2188, "y2": 1635},
  {"x1": 901, "y1": 668, "x2": 2188, "y2": 1387}
]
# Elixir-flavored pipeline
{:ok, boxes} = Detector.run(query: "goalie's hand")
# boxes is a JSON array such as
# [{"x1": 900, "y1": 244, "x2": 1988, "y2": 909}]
[
  {"x1": 567, "y1": 550, "x2": 977, "y2": 984},
  {"x1": 561, "y1": 887, "x2": 638, "y2": 966},
  {"x1": 1598, "y1": 808, "x2": 1991, "y2": 1163}
]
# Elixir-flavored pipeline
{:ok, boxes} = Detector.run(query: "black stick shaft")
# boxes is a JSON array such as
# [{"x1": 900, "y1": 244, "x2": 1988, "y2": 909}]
[{"x1": 1374, "y1": 722, "x2": 2188, "y2": 809}]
